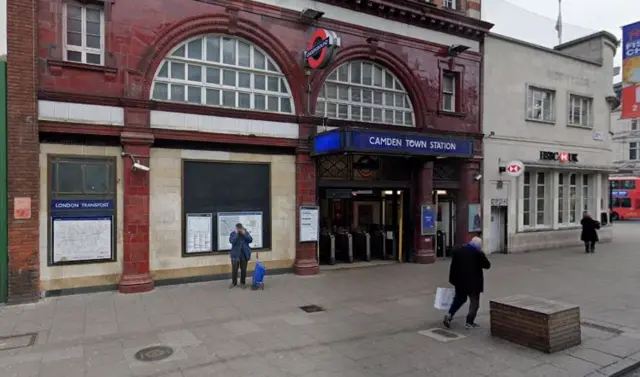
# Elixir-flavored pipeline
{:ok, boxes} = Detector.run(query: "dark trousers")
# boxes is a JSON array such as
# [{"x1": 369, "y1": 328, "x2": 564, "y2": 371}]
[
  {"x1": 584, "y1": 241, "x2": 596, "y2": 253},
  {"x1": 448, "y1": 288, "x2": 480, "y2": 324},
  {"x1": 232, "y1": 254, "x2": 248, "y2": 285}
]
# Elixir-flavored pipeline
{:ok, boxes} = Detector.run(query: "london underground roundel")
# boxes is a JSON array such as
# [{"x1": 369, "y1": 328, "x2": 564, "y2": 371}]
[
  {"x1": 505, "y1": 160, "x2": 525, "y2": 177},
  {"x1": 305, "y1": 29, "x2": 341, "y2": 69}
]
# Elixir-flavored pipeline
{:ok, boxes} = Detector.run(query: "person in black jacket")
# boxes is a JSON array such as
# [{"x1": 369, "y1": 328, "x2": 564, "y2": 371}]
[
  {"x1": 443, "y1": 237, "x2": 491, "y2": 329},
  {"x1": 580, "y1": 212, "x2": 600, "y2": 253}
]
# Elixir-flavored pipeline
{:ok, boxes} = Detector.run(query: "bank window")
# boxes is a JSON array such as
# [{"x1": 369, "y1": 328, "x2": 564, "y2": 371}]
[
  {"x1": 630, "y1": 142, "x2": 640, "y2": 160},
  {"x1": 526, "y1": 86, "x2": 555, "y2": 122},
  {"x1": 63, "y1": 3, "x2": 104, "y2": 65},
  {"x1": 632, "y1": 119, "x2": 638, "y2": 131},
  {"x1": 442, "y1": 72, "x2": 456, "y2": 112},
  {"x1": 151, "y1": 35, "x2": 294, "y2": 114},
  {"x1": 582, "y1": 175, "x2": 590, "y2": 213},
  {"x1": 521, "y1": 170, "x2": 551, "y2": 228},
  {"x1": 557, "y1": 173, "x2": 564, "y2": 224},
  {"x1": 569, "y1": 174, "x2": 577, "y2": 223},
  {"x1": 316, "y1": 60, "x2": 414, "y2": 126},
  {"x1": 568, "y1": 94, "x2": 593, "y2": 127}
]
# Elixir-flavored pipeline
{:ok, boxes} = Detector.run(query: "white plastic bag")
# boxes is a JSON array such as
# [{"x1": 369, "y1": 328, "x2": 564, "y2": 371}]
[{"x1": 434, "y1": 287, "x2": 455, "y2": 310}]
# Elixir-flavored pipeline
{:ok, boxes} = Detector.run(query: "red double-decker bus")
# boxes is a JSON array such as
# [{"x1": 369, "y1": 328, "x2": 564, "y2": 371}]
[{"x1": 610, "y1": 177, "x2": 640, "y2": 220}]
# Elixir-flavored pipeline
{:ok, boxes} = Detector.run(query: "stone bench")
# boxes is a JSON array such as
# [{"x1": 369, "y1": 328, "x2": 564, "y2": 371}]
[{"x1": 490, "y1": 294, "x2": 581, "y2": 353}]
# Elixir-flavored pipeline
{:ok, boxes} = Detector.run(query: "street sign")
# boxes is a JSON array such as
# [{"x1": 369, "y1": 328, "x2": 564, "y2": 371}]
[{"x1": 505, "y1": 160, "x2": 524, "y2": 177}]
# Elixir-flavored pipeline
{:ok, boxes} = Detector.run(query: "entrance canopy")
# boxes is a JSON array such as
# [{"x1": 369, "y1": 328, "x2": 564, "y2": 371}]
[{"x1": 311, "y1": 129, "x2": 474, "y2": 158}]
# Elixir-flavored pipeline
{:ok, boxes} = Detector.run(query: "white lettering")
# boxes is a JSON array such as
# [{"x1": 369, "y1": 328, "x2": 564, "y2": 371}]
[
  {"x1": 55, "y1": 202, "x2": 79, "y2": 209},
  {"x1": 369, "y1": 136, "x2": 402, "y2": 147},
  {"x1": 81, "y1": 202, "x2": 109, "y2": 209},
  {"x1": 429, "y1": 141, "x2": 457, "y2": 151}
]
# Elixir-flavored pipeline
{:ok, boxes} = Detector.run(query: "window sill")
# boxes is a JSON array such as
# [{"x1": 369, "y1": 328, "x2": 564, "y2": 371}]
[
  {"x1": 567, "y1": 123, "x2": 593, "y2": 130},
  {"x1": 182, "y1": 248, "x2": 272, "y2": 257},
  {"x1": 525, "y1": 117, "x2": 556, "y2": 125},
  {"x1": 47, "y1": 59, "x2": 118, "y2": 75},
  {"x1": 437, "y1": 109, "x2": 465, "y2": 118},
  {"x1": 519, "y1": 227, "x2": 553, "y2": 233}
]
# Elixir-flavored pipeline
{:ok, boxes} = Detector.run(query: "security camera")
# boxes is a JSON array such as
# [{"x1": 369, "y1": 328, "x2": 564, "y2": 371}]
[{"x1": 132, "y1": 162, "x2": 150, "y2": 172}]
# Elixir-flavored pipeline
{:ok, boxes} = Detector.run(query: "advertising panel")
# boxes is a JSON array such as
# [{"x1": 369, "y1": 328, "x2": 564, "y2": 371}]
[{"x1": 621, "y1": 21, "x2": 640, "y2": 119}]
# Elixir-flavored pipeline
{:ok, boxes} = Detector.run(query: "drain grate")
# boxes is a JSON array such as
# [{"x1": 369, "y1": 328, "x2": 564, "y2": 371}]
[
  {"x1": 0, "y1": 333, "x2": 37, "y2": 351},
  {"x1": 418, "y1": 328, "x2": 466, "y2": 343},
  {"x1": 134, "y1": 346, "x2": 174, "y2": 362},
  {"x1": 581, "y1": 321, "x2": 624, "y2": 335},
  {"x1": 300, "y1": 305, "x2": 325, "y2": 313}
]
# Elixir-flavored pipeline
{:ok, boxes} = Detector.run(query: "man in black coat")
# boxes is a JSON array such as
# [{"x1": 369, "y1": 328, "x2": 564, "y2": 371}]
[
  {"x1": 580, "y1": 212, "x2": 600, "y2": 253},
  {"x1": 443, "y1": 236, "x2": 491, "y2": 329}
]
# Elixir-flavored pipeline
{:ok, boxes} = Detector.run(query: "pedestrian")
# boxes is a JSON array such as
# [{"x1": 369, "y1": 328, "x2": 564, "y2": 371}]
[
  {"x1": 580, "y1": 212, "x2": 600, "y2": 253},
  {"x1": 443, "y1": 236, "x2": 491, "y2": 329},
  {"x1": 229, "y1": 223, "x2": 253, "y2": 288}
]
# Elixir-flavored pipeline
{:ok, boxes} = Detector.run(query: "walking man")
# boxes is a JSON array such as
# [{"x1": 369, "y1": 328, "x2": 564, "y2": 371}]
[
  {"x1": 229, "y1": 223, "x2": 252, "y2": 288},
  {"x1": 580, "y1": 212, "x2": 600, "y2": 253},
  {"x1": 443, "y1": 236, "x2": 491, "y2": 329}
]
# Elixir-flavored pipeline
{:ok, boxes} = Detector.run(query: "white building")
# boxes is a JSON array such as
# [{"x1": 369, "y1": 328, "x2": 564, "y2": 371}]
[
  {"x1": 482, "y1": 32, "x2": 618, "y2": 253},
  {"x1": 611, "y1": 104, "x2": 640, "y2": 174}
]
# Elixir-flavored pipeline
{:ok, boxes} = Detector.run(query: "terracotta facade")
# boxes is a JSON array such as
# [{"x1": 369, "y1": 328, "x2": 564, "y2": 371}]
[{"x1": 6, "y1": 0, "x2": 491, "y2": 301}]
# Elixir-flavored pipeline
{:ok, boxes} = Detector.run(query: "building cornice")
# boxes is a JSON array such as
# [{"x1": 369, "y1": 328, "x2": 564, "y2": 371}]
[{"x1": 313, "y1": 0, "x2": 493, "y2": 40}]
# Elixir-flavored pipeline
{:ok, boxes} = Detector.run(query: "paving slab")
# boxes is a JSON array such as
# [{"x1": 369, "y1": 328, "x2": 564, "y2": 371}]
[{"x1": 1, "y1": 222, "x2": 640, "y2": 377}]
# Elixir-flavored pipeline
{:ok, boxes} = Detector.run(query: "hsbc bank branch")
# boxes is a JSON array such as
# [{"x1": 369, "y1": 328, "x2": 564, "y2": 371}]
[{"x1": 480, "y1": 32, "x2": 618, "y2": 254}]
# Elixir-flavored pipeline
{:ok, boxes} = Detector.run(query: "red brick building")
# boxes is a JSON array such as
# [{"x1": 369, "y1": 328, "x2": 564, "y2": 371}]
[{"x1": 5, "y1": 0, "x2": 491, "y2": 302}]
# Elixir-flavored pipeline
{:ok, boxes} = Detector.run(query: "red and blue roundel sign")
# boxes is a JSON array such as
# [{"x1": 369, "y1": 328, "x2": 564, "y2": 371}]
[{"x1": 305, "y1": 29, "x2": 340, "y2": 69}]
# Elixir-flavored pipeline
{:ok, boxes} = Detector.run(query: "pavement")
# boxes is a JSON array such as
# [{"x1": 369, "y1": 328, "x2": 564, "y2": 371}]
[{"x1": 2, "y1": 223, "x2": 640, "y2": 377}]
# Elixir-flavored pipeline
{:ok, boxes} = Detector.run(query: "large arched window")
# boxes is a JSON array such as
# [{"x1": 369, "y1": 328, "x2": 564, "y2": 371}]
[
  {"x1": 315, "y1": 61, "x2": 414, "y2": 126},
  {"x1": 151, "y1": 35, "x2": 294, "y2": 114}
]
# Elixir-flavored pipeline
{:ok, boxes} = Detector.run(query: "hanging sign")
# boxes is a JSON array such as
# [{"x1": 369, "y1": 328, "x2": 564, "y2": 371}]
[
  {"x1": 305, "y1": 29, "x2": 340, "y2": 69},
  {"x1": 504, "y1": 160, "x2": 524, "y2": 178}
]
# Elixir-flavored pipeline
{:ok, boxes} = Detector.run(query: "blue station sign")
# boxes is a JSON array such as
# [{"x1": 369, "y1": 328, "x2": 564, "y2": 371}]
[
  {"x1": 311, "y1": 129, "x2": 473, "y2": 158},
  {"x1": 51, "y1": 200, "x2": 114, "y2": 212}
]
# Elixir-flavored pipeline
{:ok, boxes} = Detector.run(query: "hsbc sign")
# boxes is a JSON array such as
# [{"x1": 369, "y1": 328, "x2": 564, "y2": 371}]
[
  {"x1": 504, "y1": 160, "x2": 524, "y2": 177},
  {"x1": 539, "y1": 151, "x2": 579, "y2": 163}
]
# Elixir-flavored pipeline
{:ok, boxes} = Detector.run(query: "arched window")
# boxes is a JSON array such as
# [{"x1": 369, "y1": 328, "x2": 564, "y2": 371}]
[
  {"x1": 315, "y1": 61, "x2": 414, "y2": 126},
  {"x1": 151, "y1": 35, "x2": 294, "y2": 114}
]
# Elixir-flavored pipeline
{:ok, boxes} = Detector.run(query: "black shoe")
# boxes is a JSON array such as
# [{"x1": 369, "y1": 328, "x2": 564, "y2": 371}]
[
  {"x1": 465, "y1": 322, "x2": 480, "y2": 329},
  {"x1": 229, "y1": 283, "x2": 237, "y2": 289},
  {"x1": 443, "y1": 313, "x2": 452, "y2": 329}
]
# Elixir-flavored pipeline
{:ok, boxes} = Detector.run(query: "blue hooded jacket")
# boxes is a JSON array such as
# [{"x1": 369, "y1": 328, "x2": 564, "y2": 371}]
[{"x1": 229, "y1": 231, "x2": 252, "y2": 262}]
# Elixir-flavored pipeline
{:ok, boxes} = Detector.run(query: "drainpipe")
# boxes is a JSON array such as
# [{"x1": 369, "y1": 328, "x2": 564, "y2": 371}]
[{"x1": 0, "y1": 56, "x2": 8, "y2": 303}]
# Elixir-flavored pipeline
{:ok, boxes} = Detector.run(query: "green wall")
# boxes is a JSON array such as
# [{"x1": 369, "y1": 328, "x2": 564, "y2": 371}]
[{"x1": 0, "y1": 57, "x2": 7, "y2": 303}]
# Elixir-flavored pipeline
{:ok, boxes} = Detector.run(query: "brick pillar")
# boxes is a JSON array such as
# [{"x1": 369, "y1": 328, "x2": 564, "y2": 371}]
[
  {"x1": 294, "y1": 124, "x2": 319, "y2": 276},
  {"x1": 455, "y1": 160, "x2": 481, "y2": 246},
  {"x1": 6, "y1": 0, "x2": 40, "y2": 303},
  {"x1": 414, "y1": 161, "x2": 436, "y2": 264},
  {"x1": 118, "y1": 132, "x2": 154, "y2": 294}
]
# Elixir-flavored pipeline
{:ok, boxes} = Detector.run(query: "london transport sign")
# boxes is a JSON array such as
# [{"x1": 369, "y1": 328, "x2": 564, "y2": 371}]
[{"x1": 305, "y1": 29, "x2": 341, "y2": 69}]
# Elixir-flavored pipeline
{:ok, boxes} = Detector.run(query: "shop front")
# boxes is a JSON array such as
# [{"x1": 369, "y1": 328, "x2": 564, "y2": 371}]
[
  {"x1": 483, "y1": 144, "x2": 614, "y2": 253},
  {"x1": 311, "y1": 128, "x2": 479, "y2": 265}
]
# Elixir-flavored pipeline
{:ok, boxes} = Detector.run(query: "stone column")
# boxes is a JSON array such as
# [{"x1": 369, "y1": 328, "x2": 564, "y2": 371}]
[
  {"x1": 414, "y1": 161, "x2": 435, "y2": 264},
  {"x1": 455, "y1": 160, "x2": 481, "y2": 246},
  {"x1": 294, "y1": 124, "x2": 319, "y2": 276},
  {"x1": 118, "y1": 131, "x2": 154, "y2": 293}
]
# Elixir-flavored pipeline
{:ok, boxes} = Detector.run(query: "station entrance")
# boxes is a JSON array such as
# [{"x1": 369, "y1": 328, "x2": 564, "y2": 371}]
[{"x1": 318, "y1": 187, "x2": 411, "y2": 265}]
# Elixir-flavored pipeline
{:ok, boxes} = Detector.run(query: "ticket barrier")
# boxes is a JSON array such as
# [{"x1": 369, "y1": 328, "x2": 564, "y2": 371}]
[
  {"x1": 385, "y1": 230, "x2": 398, "y2": 260},
  {"x1": 335, "y1": 231, "x2": 354, "y2": 263},
  {"x1": 319, "y1": 232, "x2": 336, "y2": 265},
  {"x1": 352, "y1": 230, "x2": 371, "y2": 262},
  {"x1": 370, "y1": 230, "x2": 386, "y2": 260}
]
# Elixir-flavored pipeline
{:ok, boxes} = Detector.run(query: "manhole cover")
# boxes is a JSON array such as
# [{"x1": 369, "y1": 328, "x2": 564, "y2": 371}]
[
  {"x1": 418, "y1": 328, "x2": 466, "y2": 343},
  {"x1": 300, "y1": 305, "x2": 325, "y2": 313},
  {"x1": 431, "y1": 329, "x2": 460, "y2": 339},
  {"x1": 0, "y1": 333, "x2": 37, "y2": 351},
  {"x1": 134, "y1": 346, "x2": 174, "y2": 362}
]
